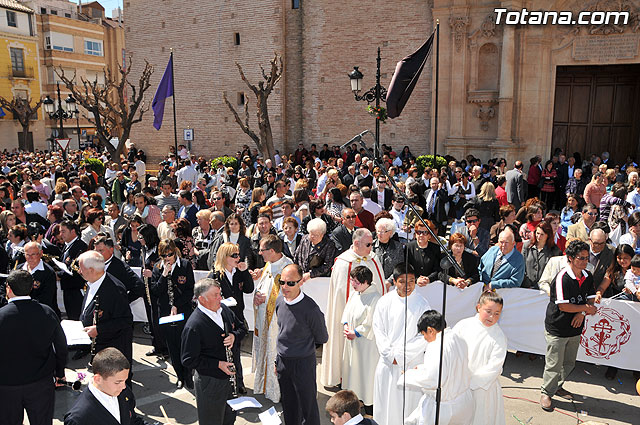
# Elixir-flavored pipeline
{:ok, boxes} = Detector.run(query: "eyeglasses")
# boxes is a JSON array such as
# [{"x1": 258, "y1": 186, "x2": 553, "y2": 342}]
[
  {"x1": 585, "y1": 212, "x2": 597, "y2": 216},
  {"x1": 377, "y1": 229, "x2": 392, "y2": 234},
  {"x1": 466, "y1": 219, "x2": 479, "y2": 224},
  {"x1": 161, "y1": 253, "x2": 174, "y2": 258},
  {"x1": 212, "y1": 197, "x2": 223, "y2": 201},
  {"x1": 258, "y1": 248, "x2": 270, "y2": 253},
  {"x1": 344, "y1": 215, "x2": 356, "y2": 219},
  {"x1": 575, "y1": 255, "x2": 589, "y2": 261},
  {"x1": 377, "y1": 180, "x2": 386, "y2": 184},
  {"x1": 394, "y1": 199, "x2": 405, "y2": 203},
  {"x1": 281, "y1": 280, "x2": 299, "y2": 287},
  {"x1": 415, "y1": 230, "x2": 428, "y2": 236},
  {"x1": 230, "y1": 253, "x2": 240, "y2": 259},
  {"x1": 590, "y1": 241, "x2": 606, "y2": 246}
]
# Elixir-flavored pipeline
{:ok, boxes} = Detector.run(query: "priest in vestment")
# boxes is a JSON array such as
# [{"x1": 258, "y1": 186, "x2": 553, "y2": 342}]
[
  {"x1": 402, "y1": 310, "x2": 473, "y2": 425},
  {"x1": 373, "y1": 263, "x2": 430, "y2": 425},
  {"x1": 321, "y1": 228, "x2": 385, "y2": 388},
  {"x1": 251, "y1": 235, "x2": 293, "y2": 402}
]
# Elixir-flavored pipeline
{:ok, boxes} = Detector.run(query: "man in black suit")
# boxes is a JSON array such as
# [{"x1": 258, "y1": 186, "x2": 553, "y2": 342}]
[
  {"x1": 342, "y1": 165, "x2": 356, "y2": 187},
  {"x1": 94, "y1": 235, "x2": 144, "y2": 303},
  {"x1": 78, "y1": 251, "x2": 134, "y2": 367},
  {"x1": 28, "y1": 222, "x2": 62, "y2": 258},
  {"x1": 0, "y1": 270, "x2": 67, "y2": 425},
  {"x1": 64, "y1": 348, "x2": 151, "y2": 425},
  {"x1": 181, "y1": 278, "x2": 247, "y2": 425},
  {"x1": 370, "y1": 176, "x2": 394, "y2": 210},
  {"x1": 424, "y1": 177, "x2": 449, "y2": 235},
  {"x1": 325, "y1": 390, "x2": 379, "y2": 425},
  {"x1": 11, "y1": 198, "x2": 50, "y2": 229},
  {"x1": 330, "y1": 208, "x2": 359, "y2": 254},
  {"x1": 20, "y1": 241, "x2": 60, "y2": 318},
  {"x1": 59, "y1": 220, "x2": 87, "y2": 320}
]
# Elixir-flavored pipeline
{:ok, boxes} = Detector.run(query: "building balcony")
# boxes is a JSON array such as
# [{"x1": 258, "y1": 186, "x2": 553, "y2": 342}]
[{"x1": 8, "y1": 66, "x2": 35, "y2": 79}]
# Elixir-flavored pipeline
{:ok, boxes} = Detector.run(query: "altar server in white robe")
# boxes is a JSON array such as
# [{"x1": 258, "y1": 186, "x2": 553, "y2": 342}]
[
  {"x1": 251, "y1": 235, "x2": 293, "y2": 402},
  {"x1": 373, "y1": 263, "x2": 430, "y2": 425},
  {"x1": 453, "y1": 291, "x2": 507, "y2": 425},
  {"x1": 321, "y1": 228, "x2": 386, "y2": 387},
  {"x1": 402, "y1": 310, "x2": 473, "y2": 425},
  {"x1": 341, "y1": 265, "x2": 382, "y2": 408}
]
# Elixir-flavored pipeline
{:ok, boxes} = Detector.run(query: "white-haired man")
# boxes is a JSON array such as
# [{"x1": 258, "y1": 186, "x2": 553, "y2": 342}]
[
  {"x1": 321, "y1": 228, "x2": 385, "y2": 388},
  {"x1": 78, "y1": 251, "x2": 133, "y2": 366}
]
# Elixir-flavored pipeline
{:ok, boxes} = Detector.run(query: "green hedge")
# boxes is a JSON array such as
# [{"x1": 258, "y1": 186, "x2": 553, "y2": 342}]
[
  {"x1": 83, "y1": 158, "x2": 105, "y2": 176},
  {"x1": 211, "y1": 156, "x2": 239, "y2": 170},
  {"x1": 416, "y1": 155, "x2": 448, "y2": 174}
]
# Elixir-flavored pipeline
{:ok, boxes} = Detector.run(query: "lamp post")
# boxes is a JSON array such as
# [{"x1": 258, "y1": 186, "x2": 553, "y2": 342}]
[
  {"x1": 348, "y1": 47, "x2": 387, "y2": 161},
  {"x1": 43, "y1": 82, "x2": 75, "y2": 154}
]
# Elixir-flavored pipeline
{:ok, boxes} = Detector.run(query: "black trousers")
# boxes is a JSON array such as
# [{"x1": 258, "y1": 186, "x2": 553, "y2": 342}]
[
  {"x1": 276, "y1": 354, "x2": 320, "y2": 425},
  {"x1": 194, "y1": 372, "x2": 235, "y2": 425},
  {"x1": 0, "y1": 375, "x2": 54, "y2": 425},
  {"x1": 161, "y1": 321, "x2": 190, "y2": 381},
  {"x1": 233, "y1": 333, "x2": 245, "y2": 389},
  {"x1": 145, "y1": 294, "x2": 167, "y2": 353},
  {"x1": 63, "y1": 288, "x2": 83, "y2": 320}
]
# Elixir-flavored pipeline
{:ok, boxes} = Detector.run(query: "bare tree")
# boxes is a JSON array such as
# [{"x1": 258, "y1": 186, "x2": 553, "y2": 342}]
[
  {"x1": 56, "y1": 56, "x2": 153, "y2": 157},
  {"x1": 223, "y1": 52, "x2": 283, "y2": 161},
  {"x1": 0, "y1": 95, "x2": 43, "y2": 150}
]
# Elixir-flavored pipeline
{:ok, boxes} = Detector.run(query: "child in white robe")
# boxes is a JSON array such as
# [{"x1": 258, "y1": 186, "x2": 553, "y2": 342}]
[
  {"x1": 402, "y1": 310, "x2": 473, "y2": 425},
  {"x1": 453, "y1": 291, "x2": 507, "y2": 425}
]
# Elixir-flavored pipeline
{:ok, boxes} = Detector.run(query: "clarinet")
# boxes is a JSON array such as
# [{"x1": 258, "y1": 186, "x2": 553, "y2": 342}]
[
  {"x1": 167, "y1": 265, "x2": 175, "y2": 326},
  {"x1": 141, "y1": 247, "x2": 152, "y2": 305},
  {"x1": 88, "y1": 294, "x2": 99, "y2": 371},
  {"x1": 224, "y1": 321, "x2": 238, "y2": 398}
]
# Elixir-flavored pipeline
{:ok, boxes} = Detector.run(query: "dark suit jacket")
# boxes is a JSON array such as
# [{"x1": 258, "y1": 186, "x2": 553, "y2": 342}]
[
  {"x1": 60, "y1": 238, "x2": 88, "y2": 291},
  {"x1": 370, "y1": 187, "x2": 394, "y2": 210},
  {"x1": 178, "y1": 203, "x2": 198, "y2": 229},
  {"x1": 181, "y1": 305, "x2": 247, "y2": 379},
  {"x1": 330, "y1": 224, "x2": 358, "y2": 254},
  {"x1": 591, "y1": 245, "x2": 615, "y2": 291},
  {"x1": 281, "y1": 233, "x2": 303, "y2": 260},
  {"x1": 80, "y1": 273, "x2": 133, "y2": 359},
  {"x1": 438, "y1": 250, "x2": 480, "y2": 285},
  {"x1": 106, "y1": 256, "x2": 145, "y2": 302},
  {"x1": 0, "y1": 299, "x2": 67, "y2": 385},
  {"x1": 407, "y1": 240, "x2": 442, "y2": 283},
  {"x1": 18, "y1": 261, "x2": 59, "y2": 316},
  {"x1": 42, "y1": 239, "x2": 62, "y2": 258},
  {"x1": 150, "y1": 258, "x2": 195, "y2": 317},
  {"x1": 64, "y1": 386, "x2": 145, "y2": 425},
  {"x1": 208, "y1": 268, "x2": 254, "y2": 321},
  {"x1": 423, "y1": 188, "x2": 448, "y2": 225}
]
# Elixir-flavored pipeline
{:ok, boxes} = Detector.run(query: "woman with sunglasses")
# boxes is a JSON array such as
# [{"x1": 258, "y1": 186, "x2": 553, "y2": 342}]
[
  {"x1": 80, "y1": 208, "x2": 114, "y2": 246},
  {"x1": 150, "y1": 239, "x2": 195, "y2": 389},
  {"x1": 121, "y1": 214, "x2": 144, "y2": 267},
  {"x1": 407, "y1": 220, "x2": 442, "y2": 287},
  {"x1": 208, "y1": 242, "x2": 254, "y2": 394}
]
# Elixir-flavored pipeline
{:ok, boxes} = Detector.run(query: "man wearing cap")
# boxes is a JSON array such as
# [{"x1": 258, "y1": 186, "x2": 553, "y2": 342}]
[{"x1": 146, "y1": 177, "x2": 160, "y2": 196}]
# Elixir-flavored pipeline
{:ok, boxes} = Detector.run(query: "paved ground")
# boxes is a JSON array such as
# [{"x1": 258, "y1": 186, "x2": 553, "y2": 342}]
[{"x1": 46, "y1": 324, "x2": 638, "y2": 425}]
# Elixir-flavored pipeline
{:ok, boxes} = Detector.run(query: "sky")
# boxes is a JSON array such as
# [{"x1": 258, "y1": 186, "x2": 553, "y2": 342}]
[{"x1": 68, "y1": 0, "x2": 122, "y2": 18}]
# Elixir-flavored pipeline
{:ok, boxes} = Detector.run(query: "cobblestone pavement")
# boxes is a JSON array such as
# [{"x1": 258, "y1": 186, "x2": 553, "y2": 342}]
[{"x1": 43, "y1": 324, "x2": 637, "y2": 425}]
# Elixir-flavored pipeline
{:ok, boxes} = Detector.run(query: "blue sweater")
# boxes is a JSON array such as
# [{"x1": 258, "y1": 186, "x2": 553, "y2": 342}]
[
  {"x1": 275, "y1": 293, "x2": 328, "y2": 358},
  {"x1": 478, "y1": 245, "x2": 525, "y2": 288}
]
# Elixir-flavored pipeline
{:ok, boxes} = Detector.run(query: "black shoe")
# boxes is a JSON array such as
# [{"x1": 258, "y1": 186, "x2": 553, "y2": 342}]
[
  {"x1": 605, "y1": 366, "x2": 618, "y2": 380},
  {"x1": 185, "y1": 376, "x2": 194, "y2": 390},
  {"x1": 176, "y1": 380, "x2": 184, "y2": 389},
  {"x1": 72, "y1": 350, "x2": 89, "y2": 360},
  {"x1": 145, "y1": 349, "x2": 158, "y2": 357},
  {"x1": 238, "y1": 385, "x2": 247, "y2": 394}
]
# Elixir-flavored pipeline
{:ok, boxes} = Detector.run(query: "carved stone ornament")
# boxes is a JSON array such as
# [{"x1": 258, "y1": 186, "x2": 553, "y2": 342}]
[
  {"x1": 480, "y1": 13, "x2": 497, "y2": 38},
  {"x1": 449, "y1": 16, "x2": 470, "y2": 52},
  {"x1": 476, "y1": 105, "x2": 495, "y2": 131}
]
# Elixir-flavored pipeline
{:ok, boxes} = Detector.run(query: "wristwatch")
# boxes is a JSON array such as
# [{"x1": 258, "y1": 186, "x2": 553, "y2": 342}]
[{"x1": 581, "y1": 311, "x2": 586, "y2": 316}]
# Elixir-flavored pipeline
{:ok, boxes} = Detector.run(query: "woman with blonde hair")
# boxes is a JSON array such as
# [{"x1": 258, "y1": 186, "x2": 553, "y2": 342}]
[
  {"x1": 54, "y1": 180, "x2": 68, "y2": 200},
  {"x1": 466, "y1": 181, "x2": 500, "y2": 231},
  {"x1": 150, "y1": 238, "x2": 194, "y2": 389},
  {"x1": 207, "y1": 242, "x2": 254, "y2": 394},
  {"x1": 248, "y1": 187, "x2": 266, "y2": 225}
]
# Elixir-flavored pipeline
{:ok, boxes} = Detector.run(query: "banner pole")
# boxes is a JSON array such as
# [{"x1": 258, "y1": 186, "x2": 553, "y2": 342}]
[{"x1": 170, "y1": 49, "x2": 178, "y2": 155}]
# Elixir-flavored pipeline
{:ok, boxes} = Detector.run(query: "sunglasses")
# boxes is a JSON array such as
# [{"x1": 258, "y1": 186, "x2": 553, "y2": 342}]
[
  {"x1": 230, "y1": 253, "x2": 240, "y2": 259},
  {"x1": 161, "y1": 253, "x2": 174, "y2": 258},
  {"x1": 212, "y1": 197, "x2": 223, "y2": 201},
  {"x1": 281, "y1": 280, "x2": 299, "y2": 287},
  {"x1": 466, "y1": 219, "x2": 479, "y2": 224},
  {"x1": 344, "y1": 215, "x2": 356, "y2": 219},
  {"x1": 586, "y1": 212, "x2": 597, "y2": 216},
  {"x1": 395, "y1": 199, "x2": 405, "y2": 203},
  {"x1": 575, "y1": 255, "x2": 589, "y2": 261},
  {"x1": 415, "y1": 230, "x2": 428, "y2": 236},
  {"x1": 377, "y1": 180, "x2": 386, "y2": 184}
]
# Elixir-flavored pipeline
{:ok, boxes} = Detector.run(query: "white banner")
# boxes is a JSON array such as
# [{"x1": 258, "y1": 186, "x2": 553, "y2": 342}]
[{"x1": 126, "y1": 270, "x2": 639, "y2": 371}]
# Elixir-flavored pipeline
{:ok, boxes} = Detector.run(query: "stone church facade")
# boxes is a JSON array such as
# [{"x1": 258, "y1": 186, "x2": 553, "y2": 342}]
[{"x1": 124, "y1": 0, "x2": 640, "y2": 165}]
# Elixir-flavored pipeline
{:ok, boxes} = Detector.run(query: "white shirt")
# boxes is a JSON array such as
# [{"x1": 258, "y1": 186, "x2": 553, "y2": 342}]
[
  {"x1": 88, "y1": 382, "x2": 121, "y2": 423},
  {"x1": 343, "y1": 414, "x2": 364, "y2": 425},
  {"x1": 65, "y1": 236, "x2": 78, "y2": 250},
  {"x1": 134, "y1": 159, "x2": 146, "y2": 179},
  {"x1": 22, "y1": 259, "x2": 45, "y2": 274},
  {"x1": 224, "y1": 268, "x2": 236, "y2": 284},
  {"x1": 284, "y1": 291, "x2": 304, "y2": 305},
  {"x1": 83, "y1": 273, "x2": 107, "y2": 313},
  {"x1": 25, "y1": 201, "x2": 48, "y2": 219},
  {"x1": 362, "y1": 198, "x2": 382, "y2": 216},
  {"x1": 8, "y1": 295, "x2": 31, "y2": 303},
  {"x1": 376, "y1": 187, "x2": 386, "y2": 207},
  {"x1": 198, "y1": 303, "x2": 224, "y2": 329}
]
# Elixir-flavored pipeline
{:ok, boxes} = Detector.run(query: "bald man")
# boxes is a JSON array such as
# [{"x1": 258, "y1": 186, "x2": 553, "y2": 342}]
[{"x1": 478, "y1": 228, "x2": 525, "y2": 289}]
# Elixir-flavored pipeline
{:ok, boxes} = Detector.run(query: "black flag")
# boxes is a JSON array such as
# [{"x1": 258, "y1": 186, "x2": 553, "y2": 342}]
[{"x1": 386, "y1": 32, "x2": 434, "y2": 119}]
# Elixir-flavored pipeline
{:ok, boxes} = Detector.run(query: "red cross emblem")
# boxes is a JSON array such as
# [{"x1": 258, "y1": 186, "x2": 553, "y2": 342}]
[{"x1": 580, "y1": 307, "x2": 631, "y2": 359}]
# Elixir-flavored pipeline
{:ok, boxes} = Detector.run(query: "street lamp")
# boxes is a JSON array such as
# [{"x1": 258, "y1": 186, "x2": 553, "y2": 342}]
[
  {"x1": 65, "y1": 94, "x2": 82, "y2": 148},
  {"x1": 43, "y1": 82, "x2": 75, "y2": 154},
  {"x1": 348, "y1": 47, "x2": 387, "y2": 161}
]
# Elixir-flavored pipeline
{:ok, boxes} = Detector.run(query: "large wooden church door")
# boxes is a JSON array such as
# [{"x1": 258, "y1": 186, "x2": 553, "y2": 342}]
[{"x1": 552, "y1": 65, "x2": 640, "y2": 165}]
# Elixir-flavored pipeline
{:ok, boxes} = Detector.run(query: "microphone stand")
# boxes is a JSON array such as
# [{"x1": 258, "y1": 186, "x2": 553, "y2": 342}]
[{"x1": 357, "y1": 135, "x2": 464, "y2": 425}]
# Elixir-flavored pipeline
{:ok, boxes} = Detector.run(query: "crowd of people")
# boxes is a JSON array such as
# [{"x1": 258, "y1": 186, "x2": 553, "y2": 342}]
[{"x1": 0, "y1": 140, "x2": 639, "y2": 425}]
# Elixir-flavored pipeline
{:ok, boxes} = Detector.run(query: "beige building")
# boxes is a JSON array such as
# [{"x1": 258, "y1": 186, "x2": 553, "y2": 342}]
[
  {"x1": 22, "y1": 0, "x2": 124, "y2": 150},
  {"x1": 125, "y1": 0, "x2": 640, "y2": 165}
]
